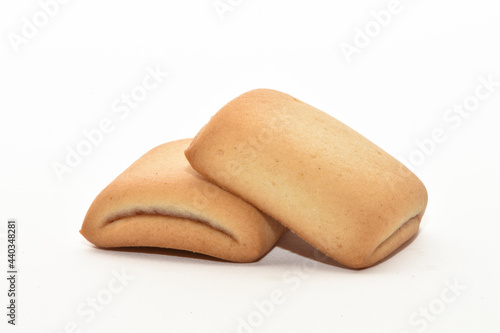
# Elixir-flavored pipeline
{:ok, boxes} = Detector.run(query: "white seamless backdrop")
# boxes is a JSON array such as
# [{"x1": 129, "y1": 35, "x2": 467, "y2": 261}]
[{"x1": 1, "y1": 1, "x2": 499, "y2": 332}]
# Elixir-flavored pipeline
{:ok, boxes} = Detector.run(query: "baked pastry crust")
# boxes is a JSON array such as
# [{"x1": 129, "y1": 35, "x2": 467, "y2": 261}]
[
  {"x1": 185, "y1": 89, "x2": 428, "y2": 268},
  {"x1": 80, "y1": 139, "x2": 286, "y2": 262}
]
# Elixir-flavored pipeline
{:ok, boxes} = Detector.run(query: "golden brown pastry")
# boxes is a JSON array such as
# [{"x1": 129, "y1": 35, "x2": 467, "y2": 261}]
[
  {"x1": 80, "y1": 139, "x2": 286, "y2": 262},
  {"x1": 185, "y1": 89, "x2": 428, "y2": 268}
]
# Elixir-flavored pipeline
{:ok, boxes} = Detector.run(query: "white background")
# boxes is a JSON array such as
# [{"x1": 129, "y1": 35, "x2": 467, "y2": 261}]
[{"x1": 1, "y1": 1, "x2": 500, "y2": 332}]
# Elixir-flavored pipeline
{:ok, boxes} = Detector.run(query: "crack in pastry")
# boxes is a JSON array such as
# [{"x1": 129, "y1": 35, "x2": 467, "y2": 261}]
[
  {"x1": 105, "y1": 207, "x2": 236, "y2": 241},
  {"x1": 369, "y1": 213, "x2": 422, "y2": 264}
]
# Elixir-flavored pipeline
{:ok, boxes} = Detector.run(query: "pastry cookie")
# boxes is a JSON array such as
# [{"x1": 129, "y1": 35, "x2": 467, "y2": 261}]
[
  {"x1": 80, "y1": 139, "x2": 286, "y2": 262},
  {"x1": 185, "y1": 89, "x2": 428, "y2": 268}
]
